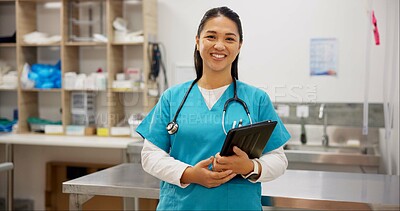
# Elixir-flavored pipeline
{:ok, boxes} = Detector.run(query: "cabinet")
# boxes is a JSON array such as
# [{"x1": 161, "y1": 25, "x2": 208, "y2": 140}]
[{"x1": 0, "y1": 0, "x2": 157, "y2": 135}]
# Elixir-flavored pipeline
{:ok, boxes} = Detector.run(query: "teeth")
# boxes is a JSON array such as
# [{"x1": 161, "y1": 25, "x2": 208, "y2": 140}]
[{"x1": 212, "y1": 54, "x2": 225, "y2": 58}]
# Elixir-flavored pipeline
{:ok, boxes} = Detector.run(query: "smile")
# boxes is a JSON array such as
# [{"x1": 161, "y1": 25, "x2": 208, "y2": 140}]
[{"x1": 211, "y1": 53, "x2": 226, "y2": 59}]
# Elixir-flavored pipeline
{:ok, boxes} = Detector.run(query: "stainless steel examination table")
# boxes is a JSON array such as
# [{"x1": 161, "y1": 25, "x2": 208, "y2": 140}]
[{"x1": 63, "y1": 163, "x2": 399, "y2": 211}]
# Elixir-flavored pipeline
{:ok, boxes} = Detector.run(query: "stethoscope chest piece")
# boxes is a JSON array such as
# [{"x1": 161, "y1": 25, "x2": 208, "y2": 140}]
[{"x1": 166, "y1": 121, "x2": 179, "y2": 135}]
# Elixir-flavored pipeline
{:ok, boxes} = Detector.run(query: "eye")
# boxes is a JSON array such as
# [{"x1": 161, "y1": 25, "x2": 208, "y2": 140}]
[
  {"x1": 205, "y1": 35, "x2": 216, "y2": 39},
  {"x1": 226, "y1": 37, "x2": 235, "y2": 41}
]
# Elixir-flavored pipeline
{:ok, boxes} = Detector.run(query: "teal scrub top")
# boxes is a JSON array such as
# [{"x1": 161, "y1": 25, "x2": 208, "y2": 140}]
[{"x1": 136, "y1": 80, "x2": 290, "y2": 210}]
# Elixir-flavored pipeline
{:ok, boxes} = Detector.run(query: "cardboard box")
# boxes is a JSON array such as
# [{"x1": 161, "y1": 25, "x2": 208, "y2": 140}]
[{"x1": 97, "y1": 127, "x2": 109, "y2": 136}]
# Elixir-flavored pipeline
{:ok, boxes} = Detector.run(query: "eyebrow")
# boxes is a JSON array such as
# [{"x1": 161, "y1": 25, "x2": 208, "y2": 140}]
[{"x1": 205, "y1": 30, "x2": 237, "y2": 37}]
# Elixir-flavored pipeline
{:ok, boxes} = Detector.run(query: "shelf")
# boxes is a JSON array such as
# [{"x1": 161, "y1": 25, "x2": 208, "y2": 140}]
[
  {"x1": 0, "y1": 0, "x2": 157, "y2": 133},
  {"x1": 21, "y1": 88, "x2": 61, "y2": 92},
  {"x1": 0, "y1": 43, "x2": 16, "y2": 47},
  {"x1": 64, "y1": 89, "x2": 107, "y2": 92},
  {"x1": 111, "y1": 88, "x2": 144, "y2": 93},
  {"x1": 0, "y1": 88, "x2": 17, "y2": 91},
  {"x1": 20, "y1": 42, "x2": 61, "y2": 47},
  {"x1": 16, "y1": 0, "x2": 62, "y2": 2},
  {"x1": 111, "y1": 41, "x2": 143, "y2": 46},
  {"x1": 65, "y1": 41, "x2": 107, "y2": 46}
]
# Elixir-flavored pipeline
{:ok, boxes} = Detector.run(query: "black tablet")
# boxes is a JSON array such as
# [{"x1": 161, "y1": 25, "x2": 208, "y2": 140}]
[{"x1": 220, "y1": 120, "x2": 277, "y2": 159}]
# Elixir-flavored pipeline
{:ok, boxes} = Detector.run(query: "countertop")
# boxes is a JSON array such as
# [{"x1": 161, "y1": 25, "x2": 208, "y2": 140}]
[
  {"x1": 63, "y1": 163, "x2": 399, "y2": 210},
  {"x1": 0, "y1": 133, "x2": 140, "y2": 149}
]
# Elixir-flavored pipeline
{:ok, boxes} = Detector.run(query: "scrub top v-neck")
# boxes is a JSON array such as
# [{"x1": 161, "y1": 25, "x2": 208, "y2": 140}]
[{"x1": 136, "y1": 80, "x2": 290, "y2": 210}]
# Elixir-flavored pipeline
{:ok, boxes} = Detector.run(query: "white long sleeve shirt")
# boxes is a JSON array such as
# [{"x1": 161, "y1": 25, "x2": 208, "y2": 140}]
[{"x1": 141, "y1": 85, "x2": 288, "y2": 188}]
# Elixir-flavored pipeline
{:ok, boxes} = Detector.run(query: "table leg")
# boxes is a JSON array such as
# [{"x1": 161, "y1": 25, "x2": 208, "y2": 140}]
[
  {"x1": 5, "y1": 143, "x2": 13, "y2": 211},
  {"x1": 69, "y1": 194, "x2": 94, "y2": 211}
]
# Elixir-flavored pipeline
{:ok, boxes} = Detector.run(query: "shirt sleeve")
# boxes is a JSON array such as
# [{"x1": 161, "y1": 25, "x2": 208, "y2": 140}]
[
  {"x1": 141, "y1": 139, "x2": 191, "y2": 188},
  {"x1": 136, "y1": 91, "x2": 171, "y2": 152},
  {"x1": 248, "y1": 146, "x2": 288, "y2": 183}
]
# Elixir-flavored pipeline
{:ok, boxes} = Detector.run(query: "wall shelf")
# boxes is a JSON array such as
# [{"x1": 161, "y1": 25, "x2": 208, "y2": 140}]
[
  {"x1": 64, "y1": 41, "x2": 107, "y2": 46},
  {"x1": 0, "y1": 0, "x2": 158, "y2": 134},
  {"x1": 0, "y1": 43, "x2": 16, "y2": 47}
]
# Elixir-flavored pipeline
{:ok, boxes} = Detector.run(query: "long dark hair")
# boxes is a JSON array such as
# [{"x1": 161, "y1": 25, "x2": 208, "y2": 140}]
[{"x1": 194, "y1": 6, "x2": 243, "y2": 80}]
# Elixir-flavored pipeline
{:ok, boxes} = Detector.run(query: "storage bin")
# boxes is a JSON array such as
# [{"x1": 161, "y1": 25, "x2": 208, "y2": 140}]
[{"x1": 71, "y1": 92, "x2": 96, "y2": 115}]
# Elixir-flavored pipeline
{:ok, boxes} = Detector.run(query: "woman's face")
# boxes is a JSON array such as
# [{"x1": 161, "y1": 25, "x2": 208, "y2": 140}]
[{"x1": 196, "y1": 16, "x2": 242, "y2": 74}]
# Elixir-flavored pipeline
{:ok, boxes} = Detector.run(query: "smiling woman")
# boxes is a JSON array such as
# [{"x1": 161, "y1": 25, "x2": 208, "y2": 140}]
[
  {"x1": 136, "y1": 6, "x2": 291, "y2": 210},
  {"x1": 195, "y1": 16, "x2": 242, "y2": 86}
]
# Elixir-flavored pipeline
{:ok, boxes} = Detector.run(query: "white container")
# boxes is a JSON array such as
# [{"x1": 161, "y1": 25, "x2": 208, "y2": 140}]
[
  {"x1": 116, "y1": 73, "x2": 126, "y2": 81},
  {"x1": 96, "y1": 73, "x2": 107, "y2": 90},
  {"x1": 125, "y1": 67, "x2": 141, "y2": 82},
  {"x1": 110, "y1": 127, "x2": 131, "y2": 136},
  {"x1": 64, "y1": 72, "x2": 77, "y2": 90}
]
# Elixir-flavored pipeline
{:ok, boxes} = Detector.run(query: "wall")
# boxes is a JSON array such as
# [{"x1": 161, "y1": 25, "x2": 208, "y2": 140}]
[
  {"x1": 158, "y1": 0, "x2": 390, "y2": 103},
  {"x1": 157, "y1": 0, "x2": 399, "y2": 174}
]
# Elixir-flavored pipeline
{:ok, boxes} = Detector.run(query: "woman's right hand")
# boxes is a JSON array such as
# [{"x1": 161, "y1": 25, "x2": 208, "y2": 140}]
[{"x1": 180, "y1": 156, "x2": 236, "y2": 188}]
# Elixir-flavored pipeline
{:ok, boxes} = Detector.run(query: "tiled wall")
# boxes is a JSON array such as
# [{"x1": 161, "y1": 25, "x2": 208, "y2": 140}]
[{"x1": 276, "y1": 103, "x2": 384, "y2": 128}]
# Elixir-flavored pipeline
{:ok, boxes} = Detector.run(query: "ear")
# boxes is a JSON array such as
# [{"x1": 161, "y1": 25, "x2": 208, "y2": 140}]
[
  {"x1": 195, "y1": 36, "x2": 200, "y2": 51},
  {"x1": 238, "y1": 42, "x2": 242, "y2": 51}
]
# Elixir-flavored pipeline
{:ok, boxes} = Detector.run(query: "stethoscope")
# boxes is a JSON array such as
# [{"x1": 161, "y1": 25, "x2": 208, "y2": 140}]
[{"x1": 166, "y1": 77, "x2": 253, "y2": 135}]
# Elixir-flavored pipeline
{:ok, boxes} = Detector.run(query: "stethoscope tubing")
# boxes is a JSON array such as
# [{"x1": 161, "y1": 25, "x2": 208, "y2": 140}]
[{"x1": 167, "y1": 78, "x2": 253, "y2": 135}]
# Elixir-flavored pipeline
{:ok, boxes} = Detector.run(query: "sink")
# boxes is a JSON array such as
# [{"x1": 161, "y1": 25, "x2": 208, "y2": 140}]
[
  {"x1": 284, "y1": 144, "x2": 375, "y2": 155},
  {"x1": 283, "y1": 124, "x2": 381, "y2": 173}
]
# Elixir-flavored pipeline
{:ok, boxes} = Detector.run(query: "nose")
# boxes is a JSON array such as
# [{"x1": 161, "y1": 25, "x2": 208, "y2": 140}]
[{"x1": 214, "y1": 40, "x2": 225, "y2": 50}]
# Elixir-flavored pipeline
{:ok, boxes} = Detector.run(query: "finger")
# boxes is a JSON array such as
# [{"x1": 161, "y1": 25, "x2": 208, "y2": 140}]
[
  {"x1": 233, "y1": 146, "x2": 246, "y2": 156},
  {"x1": 215, "y1": 155, "x2": 227, "y2": 164},
  {"x1": 198, "y1": 156, "x2": 214, "y2": 168},
  {"x1": 211, "y1": 169, "x2": 233, "y2": 179},
  {"x1": 212, "y1": 158, "x2": 218, "y2": 171}
]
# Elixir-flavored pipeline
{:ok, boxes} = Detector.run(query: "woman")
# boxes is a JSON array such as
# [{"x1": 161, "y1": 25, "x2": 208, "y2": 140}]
[{"x1": 136, "y1": 6, "x2": 290, "y2": 210}]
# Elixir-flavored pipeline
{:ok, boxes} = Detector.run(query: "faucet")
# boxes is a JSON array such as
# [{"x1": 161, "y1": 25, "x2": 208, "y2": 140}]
[
  {"x1": 300, "y1": 117, "x2": 307, "y2": 144},
  {"x1": 319, "y1": 103, "x2": 329, "y2": 147}
]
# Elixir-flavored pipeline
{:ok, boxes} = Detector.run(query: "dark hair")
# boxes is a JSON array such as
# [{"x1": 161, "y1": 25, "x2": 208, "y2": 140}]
[{"x1": 194, "y1": 6, "x2": 243, "y2": 80}]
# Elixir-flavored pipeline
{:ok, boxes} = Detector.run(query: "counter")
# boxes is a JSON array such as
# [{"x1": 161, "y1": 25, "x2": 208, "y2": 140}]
[
  {"x1": 63, "y1": 163, "x2": 399, "y2": 211},
  {"x1": 0, "y1": 133, "x2": 140, "y2": 210}
]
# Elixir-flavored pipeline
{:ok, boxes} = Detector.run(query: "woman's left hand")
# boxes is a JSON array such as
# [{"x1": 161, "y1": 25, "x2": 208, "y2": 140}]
[{"x1": 213, "y1": 146, "x2": 254, "y2": 175}]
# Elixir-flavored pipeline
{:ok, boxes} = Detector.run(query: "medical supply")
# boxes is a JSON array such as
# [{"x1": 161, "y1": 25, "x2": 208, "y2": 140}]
[
  {"x1": 96, "y1": 73, "x2": 107, "y2": 90},
  {"x1": 125, "y1": 67, "x2": 141, "y2": 82},
  {"x1": 110, "y1": 127, "x2": 131, "y2": 137},
  {"x1": 69, "y1": 1, "x2": 105, "y2": 42},
  {"x1": 64, "y1": 72, "x2": 77, "y2": 90},
  {"x1": 116, "y1": 73, "x2": 125, "y2": 81},
  {"x1": 166, "y1": 78, "x2": 253, "y2": 135},
  {"x1": 23, "y1": 31, "x2": 61, "y2": 45},
  {"x1": 71, "y1": 92, "x2": 96, "y2": 115},
  {"x1": 27, "y1": 61, "x2": 62, "y2": 89},
  {"x1": 70, "y1": 92, "x2": 96, "y2": 126},
  {"x1": 66, "y1": 125, "x2": 85, "y2": 136},
  {"x1": 97, "y1": 127, "x2": 109, "y2": 136},
  {"x1": 0, "y1": 71, "x2": 17, "y2": 89},
  {"x1": 44, "y1": 125, "x2": 64, "y2": 135}
]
